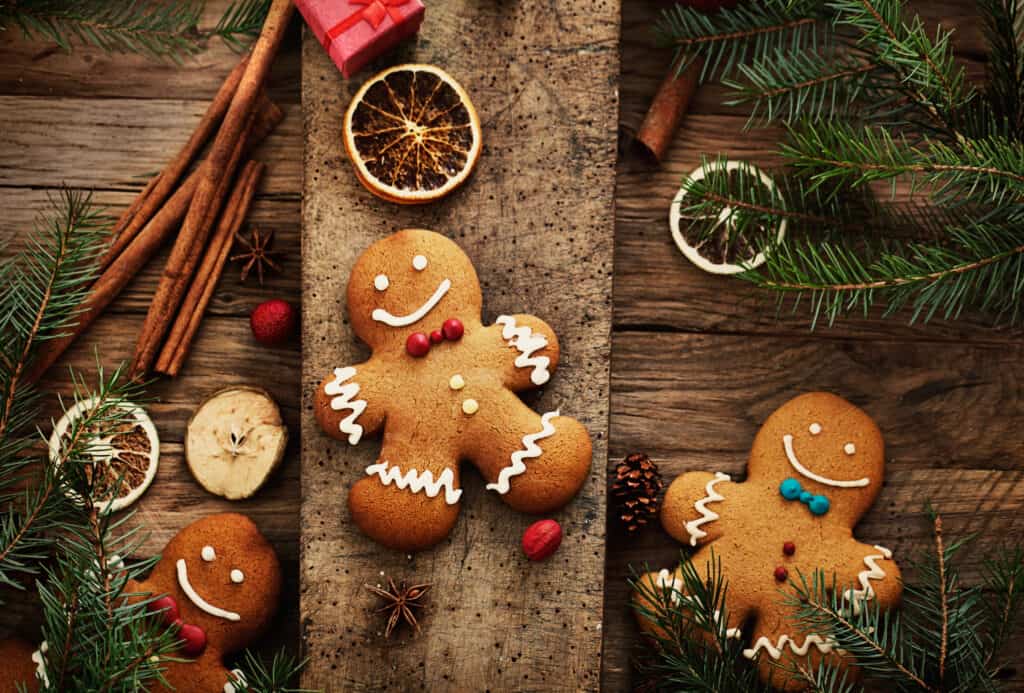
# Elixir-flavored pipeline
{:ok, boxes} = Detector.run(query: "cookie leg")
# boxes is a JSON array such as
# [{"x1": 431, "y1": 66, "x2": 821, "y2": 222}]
[
  {"x1": 464, "y1": 394, "x2": 591, "y2": 513},
  {"x1": 744, "y1": 619, "x2": 855, "y2": 691},
  {"x1": 632, "y1": 565, "x2": 749, "y2": 644},
  {"x1": 348, "y1": 437, "x2": 462, "y2": 552}
]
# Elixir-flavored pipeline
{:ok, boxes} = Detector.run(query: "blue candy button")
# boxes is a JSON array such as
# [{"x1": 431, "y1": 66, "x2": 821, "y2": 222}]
[
  {"x1": 799, "y1": 491, "x2": 813, "y2": 503},
  {"x1": 779, "y1": 478, "x2": 801, "y2": 500},
  {"x1": 808, "y1": 495, "x2": 830, "y2": 516}
]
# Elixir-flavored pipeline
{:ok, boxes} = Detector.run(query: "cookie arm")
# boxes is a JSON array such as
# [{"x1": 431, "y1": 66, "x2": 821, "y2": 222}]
[
  {"x1": 314, "y1": 358, "x2": 387, "y2": 446},
  {"x1": 487, "y1": 314, "x2": 561, "y2": 391},
  {"x1": 660, "y1": 471, "x2": 733, "y2": 548},
  {"x1": 838, "y1": 540, "x2": 902, "y2": 613}
]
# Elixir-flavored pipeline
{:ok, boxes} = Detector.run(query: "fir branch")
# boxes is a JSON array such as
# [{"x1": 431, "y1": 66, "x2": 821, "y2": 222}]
[
  {"x1": 655, "y1": 0, "x2": 828, "y2": 83},
  {"x1": 209, "y1": 0, "x2": 272, "y2": 54},
  {"x1": 229, "y1": 649, "x2": 312, "y2": 693},
  {"x1": 980, "y1": 545, "x2": 1024, "y2": 674},
  {"x1": 977, "y1": 0, "x2": 1024, "y2": 138}
]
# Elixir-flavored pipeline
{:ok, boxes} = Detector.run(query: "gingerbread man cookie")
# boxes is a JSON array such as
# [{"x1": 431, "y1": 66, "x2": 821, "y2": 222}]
[
  {"x1": 634, "y1": 393, "x2": 902, "y2": 691},
  {"x1": 314, "y1": 229, "x2": 592, "y2": 551},
  {"x1": 128, "y1": 513, "x2": 281, "y2": 692}
]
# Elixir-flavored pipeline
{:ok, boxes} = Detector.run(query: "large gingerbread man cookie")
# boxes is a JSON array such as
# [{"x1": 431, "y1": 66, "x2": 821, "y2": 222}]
[
  {"x1": 314, "y1": 229, "x2": 592, "y2": 551},
  {"x1": 634, "y1": 393, "x2": 902, "y2": 691},
  {"x1": 128, "y1": 513, "x2": 282, "y2": 692}
]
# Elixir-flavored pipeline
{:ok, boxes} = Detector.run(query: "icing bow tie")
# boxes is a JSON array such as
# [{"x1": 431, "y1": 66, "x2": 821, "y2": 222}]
[
  {"x1": 405, "y1": 317, "x2": 464, "y2": 357},
  {"x1": 779, "y1": 477, "x2": 830, "y2": 516},
  {"x1": 147, "y1": 595, "x2": 207, "y2": 656}
]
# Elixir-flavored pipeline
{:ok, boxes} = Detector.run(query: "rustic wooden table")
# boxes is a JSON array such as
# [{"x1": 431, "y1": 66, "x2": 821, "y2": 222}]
[{"x1": 1, "y1": 1, "x2": 1021, "y2": 691}]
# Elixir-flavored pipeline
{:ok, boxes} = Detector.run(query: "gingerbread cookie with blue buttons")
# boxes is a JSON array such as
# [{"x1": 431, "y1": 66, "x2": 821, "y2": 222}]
[
  {"x1": 633, "y1": 392, "x2": 902, "y2": 691},
  {"x1": 314, "y1": 229, "x2": 593, "y2": 552}
]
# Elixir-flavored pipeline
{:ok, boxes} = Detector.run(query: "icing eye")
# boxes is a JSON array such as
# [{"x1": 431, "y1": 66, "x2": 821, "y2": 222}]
[
  {"x1": 201, "y1": 546, "x2": 216, "y2": 562},
  {"x1": 374, "y1": 274, "x2": 389, "y2": 291},
  {"x1": 412, "y1": 255, "x2": 428, "y2": 271},
  {"x1": 230, "y1": 569, "x2": 244, "y2": 584},
  {"x1": 844, "y1": 443, "x2": 856, "y2": 455},
  {"x1": 809, "y1": 423, "x2": 822, "y2": 435}
]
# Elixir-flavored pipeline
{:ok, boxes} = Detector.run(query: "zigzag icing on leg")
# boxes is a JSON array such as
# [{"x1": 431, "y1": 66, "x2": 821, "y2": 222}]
[
  {"x1": 656, "y1": 569, "x2": 742, "y2": 639},
  {"x1": 486, "y1": 410, "x2": 559, "y2": 494},
  {"x1": 324, "y1": 367, "x2": 367, "y2": 445},
  {"x1": 365, "y1": 462, "x2": 462, "y2": 505},
  {"x1": 842, "y1": 545, "x2": 893, "y2": 614},
  {"x1": 495, "y1": 315, "x2": 551, "y2": 385},
  {"x1": 743, "y1": 633, "x2": 837, "y2": 660},
  {"x1": 683, "y1": 472, "x2": 730, "y2": 547}
]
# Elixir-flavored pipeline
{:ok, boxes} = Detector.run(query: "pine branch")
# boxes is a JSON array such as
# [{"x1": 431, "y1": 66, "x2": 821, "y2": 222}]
[
  {"x1": 229, "y1": 649, "x2": 312, "y2": 693},
  {"x1": 209, "y1": 0, "x2": 272, "y2": 53},
  {"x1": 977, "y1": 0, "x2": 1024, "y2": 138},
  {"x1": 655, "y1": 0, "x2": 828, "y2": 83},
  {"x1": 980, "y1": 545, "x2": 1024, "y2": 675}
]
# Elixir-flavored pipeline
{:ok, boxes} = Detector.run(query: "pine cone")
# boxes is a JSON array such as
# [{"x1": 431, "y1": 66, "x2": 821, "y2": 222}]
[{"x1": 611, "y1": 453, "x2": 663, "y2": 532}]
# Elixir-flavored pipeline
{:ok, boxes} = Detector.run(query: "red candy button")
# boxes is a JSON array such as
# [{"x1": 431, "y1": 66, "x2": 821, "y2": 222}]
[
  {"x1": 773, "y1": 566, "x2": 789, "y2": 582},
  {"x1": 178, "y1": 622, "x2": 207, "y2": 657},
  {"x1": 406, "y1": 332, "x2": 431, "y2": 357},
  {"x1": 430, "y1": 330, "x2": 444, "y2": 344},
  {"x1": 783, "y1": 541, "x2": 796, "y2": 556},
  {"x1": 148, "y1": 595, "x2": 180, "y2": 626},
  {"x1": 442, "y1": 318, "x2": 464, "y2": 341}
]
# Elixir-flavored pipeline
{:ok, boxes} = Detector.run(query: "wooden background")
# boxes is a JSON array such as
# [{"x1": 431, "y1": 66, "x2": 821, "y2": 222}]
[{"x1": 0, "y1": 0, "x2": 1021, "y2": 690}]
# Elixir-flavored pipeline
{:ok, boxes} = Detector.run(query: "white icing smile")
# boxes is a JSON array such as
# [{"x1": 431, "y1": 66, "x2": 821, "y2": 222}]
[
  {"x1": 176, "y1": 559, "x2": 241, "y2": 621},
  {"x1": 371, "y1": 279, "x2": 451, "y2": 327},
  {"x1": 782, "y1": 434, "x2": 869, "y2": 488}
]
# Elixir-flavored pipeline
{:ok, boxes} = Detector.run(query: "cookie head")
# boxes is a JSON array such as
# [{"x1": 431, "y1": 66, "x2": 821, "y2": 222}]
[
  {"x1": 748, "y1": 393, "x2": 885, "y2": 525},
  {"x1": 157, "y1": 513, "x2": 281, "y2": 653},
  {"x1": 347, "y1": 229, "x2": 482, "y2": 352}
]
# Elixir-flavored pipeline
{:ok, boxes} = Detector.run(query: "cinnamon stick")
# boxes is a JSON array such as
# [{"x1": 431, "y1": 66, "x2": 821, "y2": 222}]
[
  {"x1": 100, "y1": 56, "x2": 251, "y2": 271},
  {"x1": 130, "y1": 0, "x2": 294, "y2": 378},
  {"x1": 635, "y1": 57, "x2": 702, "y2": 164},
  {"x1": 110, "y1": 172, "x2": 161, "y2": 240},
  {"x1": 26, "y1": 98, "x2": 282, "y2": 384},
  {"x1": 155, "y1": 160, "x2": 265, "y2": 376}
]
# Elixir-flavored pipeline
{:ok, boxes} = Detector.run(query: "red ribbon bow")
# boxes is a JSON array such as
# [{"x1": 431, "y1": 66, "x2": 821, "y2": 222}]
[{"x1": 323, "y1": 0, "x2": 410, "y2": 49}]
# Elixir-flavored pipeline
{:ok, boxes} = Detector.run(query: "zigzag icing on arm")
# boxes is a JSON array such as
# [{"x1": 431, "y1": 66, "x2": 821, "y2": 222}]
[
  {"x1": 324, "y1": 367, "x2": 367, "y2": 445},
  {"x1": 842, "y1": 545, "x2": 893, "y2": 614},
  {"x1": 495, "y1": 315, "x2": 551, "y2": 386},
  {"x1": 486, "y1": 410, "x2": 559, "y2": 494},
  {"x1": 683, "y1": 472, "x2": 730, "y2": 547},
  {"x1": 743, "y1": 633, "x2": 837, "y2": 660},
  {"x1": 365, "y1": 462, "x2": 462, "y2": 505},
  {"x1": 656, "y1": 570, "x2": 742, "y2": 639}
]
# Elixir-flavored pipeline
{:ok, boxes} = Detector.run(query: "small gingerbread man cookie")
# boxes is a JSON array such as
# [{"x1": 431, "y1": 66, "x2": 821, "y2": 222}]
[
  {"x1": 314, "y1": 229, "x2": 593, "y2": 551},
  {"x1": 128, "y1": 513, "x2": 281, "y2": 692},
  {"x1": 634, "y1": 393, "x2": 902, "y2": 691}
]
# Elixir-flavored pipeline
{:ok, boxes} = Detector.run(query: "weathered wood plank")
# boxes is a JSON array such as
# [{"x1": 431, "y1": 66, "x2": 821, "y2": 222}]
[
  {"x1": 0, "y1": 96, "x2": 301, "y2": 194},
  {"x1": 300, "y1": 0, "x2": 619, "y2": 688},
  {"x1": 601, "y1": 330, "x2": 1024, "y2": 691}
]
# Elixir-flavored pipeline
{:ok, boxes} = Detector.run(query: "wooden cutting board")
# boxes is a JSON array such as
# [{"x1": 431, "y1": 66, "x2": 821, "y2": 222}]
[{"x1": 299, "y1": 2, "x2": 620, "y2": 690}]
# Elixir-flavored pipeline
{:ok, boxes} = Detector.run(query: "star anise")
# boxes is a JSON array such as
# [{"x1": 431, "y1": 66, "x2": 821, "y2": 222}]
[
  {"x1": 230, "y1": 227, "x2": 284, "y2": 285},
  {"x1": 364, "y1": 578, "x2": 431, "y2": 638}
]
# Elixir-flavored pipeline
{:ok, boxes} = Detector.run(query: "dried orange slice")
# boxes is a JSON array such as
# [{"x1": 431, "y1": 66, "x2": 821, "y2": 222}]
[
  {"x1": 48, "y1": 397, "x2": 159, "y2": 513},
  {"x1": 344, "y1": 64, "x2": 482, "y2": 204}
]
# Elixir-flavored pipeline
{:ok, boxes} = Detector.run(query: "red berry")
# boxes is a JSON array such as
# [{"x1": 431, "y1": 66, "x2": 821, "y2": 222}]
[
  {"x1": 177, "y1": 622, "x2": 207, "y2": 657},
  {"x1": 522, "y1": 519, "x2": 562, "y2": 561},
  {"x1": 783, "y1": 541, "x2": 796, "y2": 556},
  {"x1": 148, "y1": 595, "x2": 179, "y2": 625},
  {"x1": 442, "y1": 318, "x2": 464, "y2": 341},
  {"x1": 774, "y1": 566, "x2": 789, "y2": 582},
  {"x1": 430, "y1": 330, "x2": 444, "y2": 344},
  {"x1": 249, "y1": 299, "x2": 297, "y2": 345},
  {"x1": 405, "y1": 332, "x2": 431, "y2": 357}
]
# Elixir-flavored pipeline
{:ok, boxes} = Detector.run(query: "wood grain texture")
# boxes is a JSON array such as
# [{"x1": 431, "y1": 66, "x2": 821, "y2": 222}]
[{"x1": 299, "y1": 0, "x2": 619, "y2": 689}]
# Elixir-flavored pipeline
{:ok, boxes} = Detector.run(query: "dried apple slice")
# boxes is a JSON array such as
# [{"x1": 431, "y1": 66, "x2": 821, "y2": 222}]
[
  {"x1": 48, "y1": 397, "x2": 160, "y2": 513},
  {"x1": 185, "y1": 386, "x2": 287, "y2": 500}
]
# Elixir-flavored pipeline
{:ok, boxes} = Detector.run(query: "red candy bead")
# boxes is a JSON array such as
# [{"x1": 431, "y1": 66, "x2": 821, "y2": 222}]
[
  {"x1": 783, "y1": 541, "x2": 796, "y2": 556},
  {"x1": 406, "y1": 332, "x2": 431, "y2": 357},
  {"x1": 148, "y1": 595, "x2": 179, "y2": 625},
  {"x1": 442, "y1": 318, "x2": 464, "y2": 341},
  {"x1": 430, "y1": 330, "x2": 444, "y2": 344},
  {"x1": 773, "y1": 566, "x2": 789, "y2": 582},
  {"x1": 177, "y1": 622, "x2": 207, "y2": 657}
]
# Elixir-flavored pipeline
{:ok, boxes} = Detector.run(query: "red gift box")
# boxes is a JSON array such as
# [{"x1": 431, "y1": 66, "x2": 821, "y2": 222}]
[{"x1": 296, "y1": 0, "x2": 425, "y2": 78}]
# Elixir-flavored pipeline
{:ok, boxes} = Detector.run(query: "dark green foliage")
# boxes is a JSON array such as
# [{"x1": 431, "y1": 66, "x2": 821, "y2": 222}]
[
  {"x1": 0, "y1": 0, "x2": 270, "y2": 62},
  {"x1": 659, "y1": 0, "x2": 1024, "y2": 326},
  {"x1": 228, "y1": 649, "x2": 314, "y2": 693},
  {"x1": 631, "y1": 512, "x2": 1024, "y2": 692}
]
